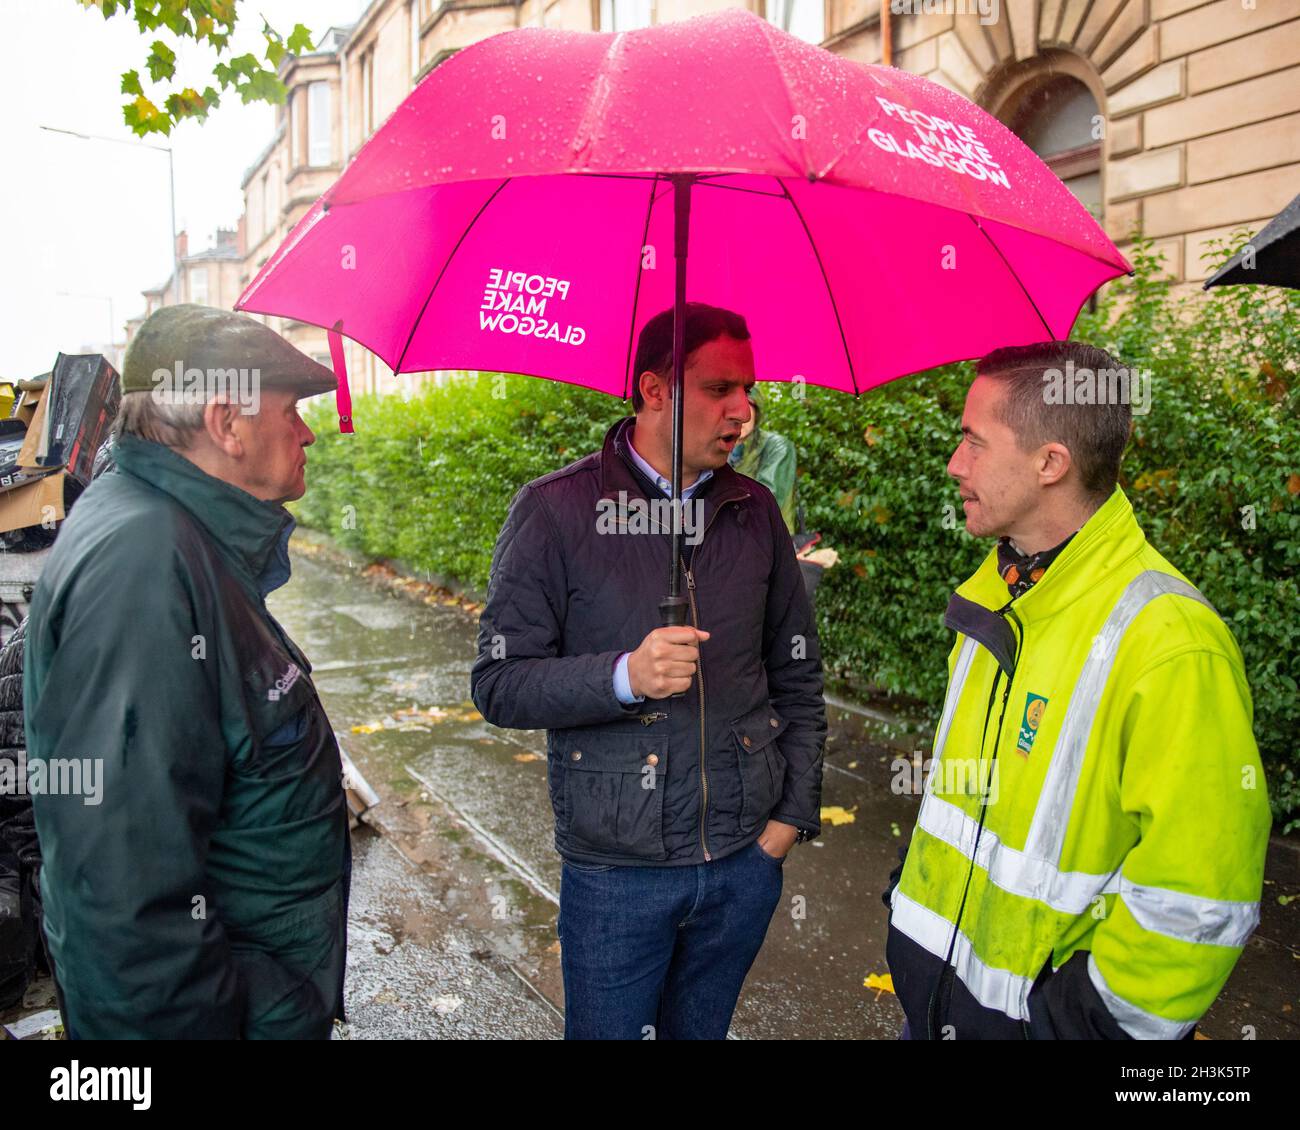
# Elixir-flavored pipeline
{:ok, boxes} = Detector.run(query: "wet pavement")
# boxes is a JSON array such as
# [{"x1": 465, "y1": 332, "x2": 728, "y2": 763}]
[
  {"x1": 273, "y1": 531, "x2": 1300, "y2": 1041},
  {"x1": 339, "y1": 827, "x2": 560, "y2": 1039}
]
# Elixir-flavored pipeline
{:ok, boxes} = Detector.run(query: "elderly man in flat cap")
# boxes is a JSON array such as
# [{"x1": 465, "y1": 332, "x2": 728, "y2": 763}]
[{"x1": 24, "y1": 305, "x2": 349, "y2": 1039}]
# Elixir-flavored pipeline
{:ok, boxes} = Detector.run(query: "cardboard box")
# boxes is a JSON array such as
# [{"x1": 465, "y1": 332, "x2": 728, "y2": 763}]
[
  {"x1": 0, "y1": 471, "x2": 65, "y2": 535},
  {"x1": 15, "y1": 385, "x2": 49, "y2": 470}
]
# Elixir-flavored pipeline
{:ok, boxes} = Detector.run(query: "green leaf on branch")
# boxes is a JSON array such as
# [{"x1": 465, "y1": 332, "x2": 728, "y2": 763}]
[
  {"x1": 160, "y1": 7, "x2": 192, "y2": 37},
  {"x1": 164, "y1": 87, "x2": 210, "y2": 121},
  {"x1": 89, "y1": 0, "x2": 304, "y2": 136},
  {"x1": 145, "y1": 40, "x2": 176, "y2": 83},
  {"x1": 79, "y1": 0, "x2": 124, "y2": 19},
  {"x1": 227, "y1": 52, "x2": 262, "y2": 78},
  {"x1": 122, "y1": 93, "x2": 171, "y2": 137},
  {"x1": 287, "y1": 24, "x2": 315, "y2": 55},
  {"x1": 239, "y1": 69, "x2": 286, "y2": 106},
  {"x1": 132, "y1": 4, "x2": 163, "y2": 33}
]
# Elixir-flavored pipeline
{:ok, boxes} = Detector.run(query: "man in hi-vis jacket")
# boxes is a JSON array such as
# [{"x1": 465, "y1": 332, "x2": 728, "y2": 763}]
[{"x1": 886, "y1": 341, "x2": 1269, "y2": 1040}]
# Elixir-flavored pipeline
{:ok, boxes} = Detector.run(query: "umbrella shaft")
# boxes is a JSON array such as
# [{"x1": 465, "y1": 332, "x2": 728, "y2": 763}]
[{"x1": 667, "y1": 175, "x2": 693, "y2": 605}]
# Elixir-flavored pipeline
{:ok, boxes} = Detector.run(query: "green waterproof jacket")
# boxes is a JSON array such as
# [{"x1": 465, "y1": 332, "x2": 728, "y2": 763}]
[
  {"x1": 730, "y1": 425, "x2": 798, "y2": 535},
  {"x1": 24, "y1": 434, "x2": 349, "y2": 1039}
]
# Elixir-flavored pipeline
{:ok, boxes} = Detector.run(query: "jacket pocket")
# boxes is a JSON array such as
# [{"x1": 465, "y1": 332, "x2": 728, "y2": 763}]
[
  {"x1": 732, "y1": 702, "x2": 788, "y2": 831},
  {"x1": 558, "y1": 728, "x2": 668, "y2": 860},
  {"x1": 228, "y1": 880, "x2": 345, "y2": 1032},
  {"x1": 237, "y1": 646, "x2": 319, "y2": 775}
]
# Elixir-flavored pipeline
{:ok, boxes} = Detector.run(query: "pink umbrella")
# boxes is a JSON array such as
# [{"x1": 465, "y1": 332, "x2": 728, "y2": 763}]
[{"x1": 237, "y1": 7, "x2": 1129, "y2": 622}]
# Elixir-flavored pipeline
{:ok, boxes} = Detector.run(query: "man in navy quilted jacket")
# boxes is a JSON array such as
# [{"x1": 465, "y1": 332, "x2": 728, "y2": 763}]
[{"x1": 471, "y1": 303, "x2": 827, "y2": 1039}]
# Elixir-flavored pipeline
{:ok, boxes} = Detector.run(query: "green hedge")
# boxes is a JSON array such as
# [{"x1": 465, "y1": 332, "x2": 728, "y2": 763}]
[{"x1": 298, "y1": 235, "x2": 1300, "y2": 828}]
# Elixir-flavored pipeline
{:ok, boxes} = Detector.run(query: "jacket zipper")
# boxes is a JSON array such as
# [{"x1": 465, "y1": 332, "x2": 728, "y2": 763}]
[
  {"x1": 614, "y1": 491, "x2": 749, "y2": 865},
  {"x1": 679, "y1": 494, "x2": 745, "y2": 865},
  {"x1": 684, "y1": 564, "x2": 710, "y2": 861},
  {"x1": 928, "y1": 607, "x2": 1022, "y2": 1038}
]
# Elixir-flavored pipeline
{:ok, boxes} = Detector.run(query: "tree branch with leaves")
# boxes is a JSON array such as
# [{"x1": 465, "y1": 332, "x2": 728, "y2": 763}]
[{"x1": 79, "y1": 0, "x2": 314, "y2": 136}]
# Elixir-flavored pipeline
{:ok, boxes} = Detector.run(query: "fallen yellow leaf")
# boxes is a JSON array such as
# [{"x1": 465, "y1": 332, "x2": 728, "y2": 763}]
[
  {"x1": 513, "y1": 752, "x2": 543, "y2": 763},
  {"x1": 820, "y1": 805, "x2": 858, "y2": 826},
  {"x1": 863, "y1": 972, "x2": 895, "y2": 995}
]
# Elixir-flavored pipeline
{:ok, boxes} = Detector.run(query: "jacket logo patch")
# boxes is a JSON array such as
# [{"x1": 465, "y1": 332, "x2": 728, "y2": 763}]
[
  {"x1": 267, "y1": 662, "x2": 302, "y2": 702},
  {"x1": 1017, "y1": 693, "x2": 1048, "y2": 755}
]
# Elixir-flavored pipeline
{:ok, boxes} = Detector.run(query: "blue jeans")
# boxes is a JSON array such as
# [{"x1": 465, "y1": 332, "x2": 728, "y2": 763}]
[{"x1": 558, "y1": 839, "x2": 785, "y2": 1040}]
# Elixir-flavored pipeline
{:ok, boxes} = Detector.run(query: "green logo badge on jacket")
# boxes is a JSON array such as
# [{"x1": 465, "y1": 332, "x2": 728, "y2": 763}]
[{"x1": 1017, "y1": 694, "x2": 1049, "y2": 755}]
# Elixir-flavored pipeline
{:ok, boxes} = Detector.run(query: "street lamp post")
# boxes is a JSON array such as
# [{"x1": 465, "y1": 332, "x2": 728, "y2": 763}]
[{"x1": 39, "y1": 125, "x2": 181, "y2": 306}]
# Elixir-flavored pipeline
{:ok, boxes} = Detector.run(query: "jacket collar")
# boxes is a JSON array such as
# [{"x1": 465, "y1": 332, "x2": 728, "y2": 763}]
[
  {"x1": 955, "y1": 487, "x2": 1147, "y2": 624},
  {"x1": 111, "y1": 433, "x2": 296, "y2": 597},
  {"x1": 601, "y1": 415, "x2": 751, "y2": 510}
]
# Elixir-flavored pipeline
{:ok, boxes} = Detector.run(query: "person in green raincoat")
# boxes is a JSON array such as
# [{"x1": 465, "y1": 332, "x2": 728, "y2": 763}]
[
  {"x1": 729, "y1": 388, "x2": 838, "y2": 599},
  {"x1": 727, "y1": 388, "x2": 798, "y2": 534},
  {"x1": 24, "y1": 305, "x2": 349, "y2": 1039}
]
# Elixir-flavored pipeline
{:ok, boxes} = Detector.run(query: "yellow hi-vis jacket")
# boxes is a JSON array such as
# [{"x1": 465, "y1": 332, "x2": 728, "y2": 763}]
[{"x1": 887, "y1": 487, "x2": 1271, "y2": 1039}]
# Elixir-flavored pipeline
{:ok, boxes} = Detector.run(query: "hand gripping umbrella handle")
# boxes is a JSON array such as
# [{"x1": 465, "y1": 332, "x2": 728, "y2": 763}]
[{"x1": 659, "y1": 594, "x2": 690, "y2": 699}]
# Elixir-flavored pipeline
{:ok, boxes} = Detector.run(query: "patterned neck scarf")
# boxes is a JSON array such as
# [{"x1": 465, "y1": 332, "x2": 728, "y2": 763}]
[{"x1": 996, "y1": 532, "x2": 1077, "y2": 599}]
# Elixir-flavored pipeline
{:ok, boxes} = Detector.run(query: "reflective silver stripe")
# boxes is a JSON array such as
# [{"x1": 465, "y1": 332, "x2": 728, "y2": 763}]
[
  {"x1": 1087, "y1": 953, "x2": 1196, "y2": 1039},
  {"x1": 915, "y1": 636, "x2": 978, "y2": 856},
  {"x1": 1022, "y1": 571, "x2": 1214, "y2": 865},
  {"x1": 933, "y1": 636, "x2": 977, "y2": 760},
  {"x1": 891, "y1": 891, "x2": 1033, "y2": 1021},
  {"x1": 1120, "y1": 876, "x2": 1259, "y2": 948},
  {"x1": 919, "y1": 792, "x2": 1119, "y2": 916}
]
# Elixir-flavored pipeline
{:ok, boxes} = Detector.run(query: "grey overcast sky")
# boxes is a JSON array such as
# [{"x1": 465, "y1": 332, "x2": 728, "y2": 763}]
[{"x1": 0, "y1": 0, "x2": 366, "y2": 377}]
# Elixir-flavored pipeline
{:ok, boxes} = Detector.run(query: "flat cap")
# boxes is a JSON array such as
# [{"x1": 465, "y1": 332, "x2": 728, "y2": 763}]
[{"x1": 122, "y1": 304, "x2": 336, "y2": 400}]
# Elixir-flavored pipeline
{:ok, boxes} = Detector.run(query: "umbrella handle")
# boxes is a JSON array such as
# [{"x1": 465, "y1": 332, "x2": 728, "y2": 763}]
[{"x1": 659, "y1": 594, "x2": 690, "y2": 699}]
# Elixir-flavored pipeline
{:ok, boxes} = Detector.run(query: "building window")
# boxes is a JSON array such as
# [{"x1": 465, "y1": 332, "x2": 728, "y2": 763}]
[
  {"x1": 409, "y1": 0, "x2": 420, "y2": 79},
  {"x1": 189, "y1": 266, "x2": 208, "y2": 306},
  {"x1": 599, "y1": 0, "x2": 652, "y2": 32},
  {"x1": 289, "y1": 91, "x2": 300, "y2": 167},
  {"x1": 361, "y1": 50, "x2": 374, "y2": 138},
  {"x1": 262, "y1": 169, "x2": 277, "y2": 238},
  {"x1": 765, "y1": 0, "x2": 824, "y2": 44},
  {"x1": 308, "y1": 82, "x2": 332, "y2": 166},
  {"x1": 1002, "y1": 74, "x2": 1102, "y2": 219}
]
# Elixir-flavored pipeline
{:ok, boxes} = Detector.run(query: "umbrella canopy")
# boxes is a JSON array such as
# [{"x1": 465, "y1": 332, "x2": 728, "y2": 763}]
[
  {"x1": 1204, "y1": 192, "x2": 1300, "y2": 290},
  {"x1": 237, "y1": 8, "x2": 1129, "y2": 400}
]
